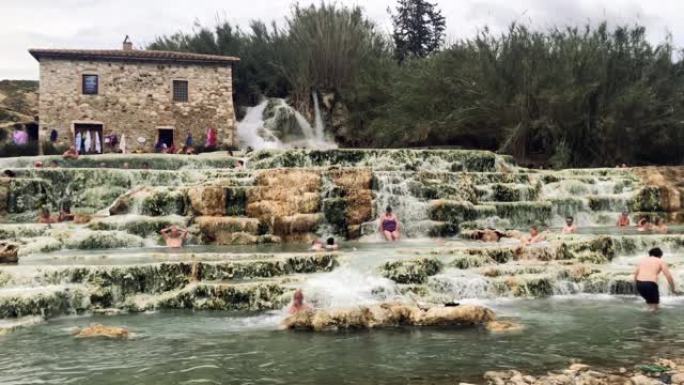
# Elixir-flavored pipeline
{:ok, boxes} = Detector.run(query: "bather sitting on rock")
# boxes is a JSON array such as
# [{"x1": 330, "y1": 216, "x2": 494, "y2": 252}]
[
  {"x1": 160, "y1": 225, "x2": 188, "y2": 248},
  {"x1": 617, "y1": 211, "x2": 630, "y2": 227},
  {"x1": 288, "y1": 289, "x2": 312, "y2": 314},
  {"x1": 379, "y1": 206, "x2": 400, "y2": 241},
  {"x1": 522, "y1": 226, "x2": 545, "y2": 245},
  {"x1": 470, "y1": 228, "x2": 505, "y2": 242},
  {"x1": 562, "y1": 216, "x2": 577, "y2": 234},
  {"x1": 37, "y1": 207, "x2": 56, "y2": 224},
  {"x1": 62, "y1": 146, "x2": 79, "y2": 160}
]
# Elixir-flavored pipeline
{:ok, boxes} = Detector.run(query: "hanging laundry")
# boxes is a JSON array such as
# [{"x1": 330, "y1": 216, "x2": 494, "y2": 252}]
[
  {"x1": 75, "y1": 132, "x2": 82, "y2": 153},
  {"x1": 84, "y1": 131, "x2": 92, "y2": 153},
  {"x1": 119, "y1": 134, "x2": 127, "y2": 154},
  {"x1": 95, "y1": 131, "x2": 101, "y2": 154}
]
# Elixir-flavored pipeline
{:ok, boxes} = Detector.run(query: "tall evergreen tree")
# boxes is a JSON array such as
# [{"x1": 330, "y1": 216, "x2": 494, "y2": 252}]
[{"x1": 390, "y1": 0, "x2": 446, "y2": 62}]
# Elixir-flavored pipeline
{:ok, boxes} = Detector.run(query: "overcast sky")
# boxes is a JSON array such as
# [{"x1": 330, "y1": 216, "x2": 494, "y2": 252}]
[{"x1": 2, "y1": 0, "x2": 684, "y2": 80}]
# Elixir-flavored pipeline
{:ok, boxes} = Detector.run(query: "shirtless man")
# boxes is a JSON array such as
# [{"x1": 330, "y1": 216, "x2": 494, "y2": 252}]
[
  {"x1": 160, "y1": 225, "x2": 188, "y2": 248},
  {"x1": 562, "y1": 216, "x2": 577, "y2": 234},
  {"x1": 523, "y1": 226, "x2": 545, "y2": 245},
  {"x1": 617, "y1": 211, "x2": 630, "y2": 227},
  {"x1": 288, "y1": 289, "x2": 312, "y2": 314},
  {"x1": 634, "y1": 247, "x2": 677, "y2": 312}
]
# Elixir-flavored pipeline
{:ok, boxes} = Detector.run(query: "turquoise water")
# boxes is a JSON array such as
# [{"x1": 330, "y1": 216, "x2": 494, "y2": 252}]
[{"x1": 1, "y1": 297, "x2": 684, "y2": 385}]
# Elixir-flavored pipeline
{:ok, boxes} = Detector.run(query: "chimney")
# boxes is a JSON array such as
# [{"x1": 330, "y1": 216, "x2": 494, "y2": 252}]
[{"x1": 122, "y1": 35, "x2": 133, "y2": 51}]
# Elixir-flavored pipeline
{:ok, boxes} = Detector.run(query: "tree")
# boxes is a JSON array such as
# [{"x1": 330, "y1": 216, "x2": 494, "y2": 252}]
[{"x1": 390, "y1": 0, "x2": 446, "y2": 63}]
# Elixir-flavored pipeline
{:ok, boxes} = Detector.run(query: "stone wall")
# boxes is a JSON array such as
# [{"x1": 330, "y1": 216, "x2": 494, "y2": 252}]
[{"x1": 38, "y1": 58, "x2": 236, "y2": 152}]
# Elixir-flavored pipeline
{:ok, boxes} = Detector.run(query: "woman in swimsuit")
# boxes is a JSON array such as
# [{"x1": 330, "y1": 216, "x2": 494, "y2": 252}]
[{"x1": 379, "y1": 206, "x2": 400, "y2": 241}]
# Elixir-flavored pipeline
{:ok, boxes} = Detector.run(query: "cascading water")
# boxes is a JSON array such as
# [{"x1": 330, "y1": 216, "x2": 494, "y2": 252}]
[
  {"x1": 237, "y1": 100, "x2": 282, "y2": 150},
  {"x1": 236, "y1": 93, "x2": 336, "y2": 150}
]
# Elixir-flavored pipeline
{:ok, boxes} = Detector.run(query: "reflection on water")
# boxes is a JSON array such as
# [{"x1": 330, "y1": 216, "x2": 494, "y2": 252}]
[{"x1": 2, "y1": 298, "x2": 684, "y2": 385}]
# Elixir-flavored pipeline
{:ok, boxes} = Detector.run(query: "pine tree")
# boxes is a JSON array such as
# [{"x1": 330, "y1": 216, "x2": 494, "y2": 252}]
[{"x1": 391, "y1": 0, "x2": 446, "y2": 63}]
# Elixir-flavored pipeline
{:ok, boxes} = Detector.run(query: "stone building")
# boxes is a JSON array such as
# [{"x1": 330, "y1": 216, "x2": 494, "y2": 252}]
[{"x1": 29, "y1": 40, "x2": 238, "y2": 153}]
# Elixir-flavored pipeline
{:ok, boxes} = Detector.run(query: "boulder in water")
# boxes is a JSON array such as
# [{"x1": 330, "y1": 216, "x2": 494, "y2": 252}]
[
  {"x1": 73, "y1": 323, "x2": 129, "y2": 339},
  {"x1": 282, "y1": 303, "x2": 495, "y2": 331},
  {"x1": 0, "y1": 242, "x2": 18, "y2": 264}
]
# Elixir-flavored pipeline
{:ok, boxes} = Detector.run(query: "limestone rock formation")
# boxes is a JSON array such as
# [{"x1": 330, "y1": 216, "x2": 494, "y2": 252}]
[
  {"x1": 73, "y1": 323, "x2": 130, "y2": 339},
  {"x1": 282, "y1": 303, "x2": 495, "y2": 331},
  {"x1": 188, "y1": 185, "x2": 226, "y2": 216},
  {"x1": 0, "y1": 242, "x2": 18, "y2": 264}
]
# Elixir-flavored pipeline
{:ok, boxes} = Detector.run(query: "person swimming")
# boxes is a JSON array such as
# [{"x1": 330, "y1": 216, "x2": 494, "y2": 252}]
[
  {"x1": 617, "y1": 211, "x2": 630, "y2": 227},
  {"x1": 562, "y1": 216, "x2": 577, "y2": 234},
  {"x1": 288, "y1": 289, "x2": 312, "y2": 314},
  {"x1": 325, "y1": 237, "x2": 339, "y2": 250},
  {"x1": 379, "y1": 206, "x2": 400, "y2": 241},
  {"x1": 160, "y1": 225, "x2": 188, "y2": 248},
  {"x1": 634, "y1": 247, "x2": 678, "y2": 312},
  {"x1": 637, "y1": 217, "x2": 653, "y2": 232}
]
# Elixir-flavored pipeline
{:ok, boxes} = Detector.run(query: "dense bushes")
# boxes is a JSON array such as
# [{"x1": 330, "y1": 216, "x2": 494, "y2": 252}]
[{"x1": 150, "y1": 3, "x2": 684, "y2": 168}]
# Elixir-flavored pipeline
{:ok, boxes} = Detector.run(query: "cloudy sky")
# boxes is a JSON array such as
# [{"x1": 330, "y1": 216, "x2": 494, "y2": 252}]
[{"x1": 2, "y1": 0, "x2": 683, "y2": 80}]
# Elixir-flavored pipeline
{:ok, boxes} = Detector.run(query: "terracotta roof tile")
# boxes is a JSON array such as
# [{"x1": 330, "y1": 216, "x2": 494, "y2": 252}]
[{"x1": 28, "y1": 48, "x2": 239, "y2": 64}]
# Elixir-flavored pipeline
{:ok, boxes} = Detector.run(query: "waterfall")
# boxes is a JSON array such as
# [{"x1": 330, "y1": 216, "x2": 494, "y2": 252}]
[
  {"x1": 236, "y1": 94, "x2": 337, "y2": 150},
  {"x1": 312, "y1": 91, "x2": 325, "y2": 143},
  {"x1": 236, "y1": 100, "x2": 282, "y2": 150}
]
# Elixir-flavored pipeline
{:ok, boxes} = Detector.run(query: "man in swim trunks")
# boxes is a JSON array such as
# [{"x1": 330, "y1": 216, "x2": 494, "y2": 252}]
[
  {"x1": 160, "y1": 225, "x2": 188, "y2": 248},
  {"x1": 379, "y1": 206, "x2": 400, "y2": 241},
  {"x1": 634, "y1": 247, "x2": 678, "y2": 312}
]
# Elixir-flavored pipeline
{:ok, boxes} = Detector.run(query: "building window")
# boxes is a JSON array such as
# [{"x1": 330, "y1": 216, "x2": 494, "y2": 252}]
[
  {"x1": 173, "y1": 80, "x2": 188, "y2": 102},
  {"x1": 82, "y1": 74, "x2": 99, "y2": 95}
]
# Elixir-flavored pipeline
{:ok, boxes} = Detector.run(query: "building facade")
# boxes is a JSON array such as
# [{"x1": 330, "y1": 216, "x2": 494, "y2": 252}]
[{"x1": 29, "y1": 43, "x2": 238, "y2": 153}]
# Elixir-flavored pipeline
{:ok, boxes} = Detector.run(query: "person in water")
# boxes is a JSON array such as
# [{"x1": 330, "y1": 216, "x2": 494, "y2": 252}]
[
  {"x1": 160, "y1": 225, "x2": 188, "y2": 248},
  {"x1": 379, "y1": 206, "x2": 400, "y2": 241},
  {"x1": 637, "y1": 217, "x2": 653, "y2": 232},
  {"x1": 288, "y1": 289, "x2": 312, "y2": 314},
  {"x1": 325, "y1": 237, "x2": 339, "y2": 250},
  {"x1": 653, "y1": 218, "x2": 668, "y2": 234},
  {"x1": 310, "y1": 239, "x2": 324, "y2": 251},
  {"x1": 634, "y1": 247, "x2": 678, "y2": 312},
  {"x1": 37, "y1": 207, "x2": 55, "y2": 224},
  {"x1": 523, "y1": 226, "x2": 545, "y2": 245},
  {"x1": 617, "y1": 211, "x2": 630, "y2": 227},
  {"x1": 562, "y1": 216, "x2": 577, "y2": 233}
]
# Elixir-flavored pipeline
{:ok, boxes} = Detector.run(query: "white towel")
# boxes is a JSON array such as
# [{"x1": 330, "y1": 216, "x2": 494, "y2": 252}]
[
  {"x1": 95, "y1": 131, "x2": 101, "y2": 153},
  {"x1": 119, "y1": 134, "x2": 127, "y2": 154},
  {"x1": 75, "y1": 132, "x2": 82, "y2": 152},
  {"x1": 84, "y1": 131, "x2": 92, "y2": 153}
]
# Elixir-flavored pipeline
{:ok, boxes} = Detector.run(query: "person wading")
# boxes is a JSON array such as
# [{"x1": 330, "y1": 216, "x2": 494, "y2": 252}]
[
  {"x1": 634, "y1": 247, "x2": 678, "y2": 312},
  {"x1": 379, "y1": 206, "x2": 400, "y2": 241}
]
